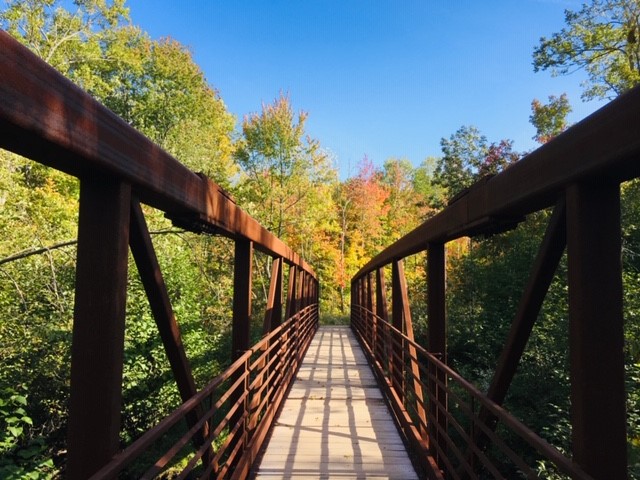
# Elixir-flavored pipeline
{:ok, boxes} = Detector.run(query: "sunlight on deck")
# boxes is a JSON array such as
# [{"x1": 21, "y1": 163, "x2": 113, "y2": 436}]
[{"x1": 254, "y1": 326, "x2": 418, "y2": 479}]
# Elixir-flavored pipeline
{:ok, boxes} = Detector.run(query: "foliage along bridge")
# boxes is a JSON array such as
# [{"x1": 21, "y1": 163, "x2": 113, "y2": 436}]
[{"x1": 1, "y1": 29, "x2": 638, "y2": 479}]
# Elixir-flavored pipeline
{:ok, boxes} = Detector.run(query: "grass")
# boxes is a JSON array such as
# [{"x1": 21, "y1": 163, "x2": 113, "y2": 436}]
[{"x1": 319, "y1": 313, "x2": 350, "y2": 326}]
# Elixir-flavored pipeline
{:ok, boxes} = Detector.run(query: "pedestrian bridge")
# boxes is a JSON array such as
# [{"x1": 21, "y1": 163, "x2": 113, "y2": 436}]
[{"x1": 1, "y1": 29, "x2": 637, "y2": 479}]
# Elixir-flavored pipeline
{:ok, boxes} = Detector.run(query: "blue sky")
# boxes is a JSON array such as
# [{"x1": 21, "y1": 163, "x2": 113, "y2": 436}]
[{"x1": 125, "y1": 0, "x2": 606, "y2": 178}]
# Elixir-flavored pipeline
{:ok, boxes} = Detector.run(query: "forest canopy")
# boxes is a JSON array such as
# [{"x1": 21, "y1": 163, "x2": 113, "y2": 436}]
[{"x1": 1, "y1": 0, "x2": 640, "y2": 478}]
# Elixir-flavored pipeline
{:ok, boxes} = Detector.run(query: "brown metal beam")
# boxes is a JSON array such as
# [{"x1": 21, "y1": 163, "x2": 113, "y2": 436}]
[
  {"x1": 285, "y1": 265, "x2": 297, "y2": 320},
  {"x1": 0, "y1": 31, "x2": 315, "y2": 278},
  {"x1": 376, "y1": 268, "x2": 389, "y2": 322},
  {"x1": 67, "y1": 180, "x2": 131, "y2": 479},
  {"x1": 486, "y1": 200, "x2": 567, "y2": 409},
  {"x1": 391, "y1": 261, "x2": 406, "y2": 400},
  {"x1": 376, "y1": 269, "x2": 391, "y2": 377},
  {"x1": 128, "y1": 200, "x2": 214, "y2": 467},
  {"x1": 129, "y1": 201, "x2": 199, "y2": 402},
  {"x1": 566, "y1": 182, "x2": 627, "y2": 478},
  {"x1": 396, "y1": 261, "x2": 427, "y2": 434}
]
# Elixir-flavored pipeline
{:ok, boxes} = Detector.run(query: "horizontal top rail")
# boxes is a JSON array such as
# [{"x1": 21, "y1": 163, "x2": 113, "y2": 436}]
[
  {"x1": 354, "y1": 84, "x2": 640, "y2": 279},
  {"x1": 0, "y1": 30, "x2": 314, "y2": 277}
]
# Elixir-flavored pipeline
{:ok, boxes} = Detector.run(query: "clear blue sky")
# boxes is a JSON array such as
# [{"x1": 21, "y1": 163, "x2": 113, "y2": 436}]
[{"x1": 125, "y1": 0, "x2": 606, "y2": 178}]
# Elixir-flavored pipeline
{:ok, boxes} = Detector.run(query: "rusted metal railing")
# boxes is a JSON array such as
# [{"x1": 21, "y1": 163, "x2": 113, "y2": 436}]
[
  {"x1": 352, "y1": 303, "x2": 592, "y2": 479},
  {"x1": 0, "y1": 30, "x2": 319, "y2": 479},
  {"x1": 90, "y1": 304, "x2": 317, "y2": 479},
  {"x1": 351, "y1": 81, "x2": 640, "y2": 478}
]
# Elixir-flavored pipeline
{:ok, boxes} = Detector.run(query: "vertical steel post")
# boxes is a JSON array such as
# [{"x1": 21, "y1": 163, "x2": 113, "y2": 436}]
[
  {"x1": 566, "y1": 183, "x2": 627, "y2": 478},
  {"x1": 427, "y1": 242, "x2": 447, "y2": 466},
  {"x1": 391, "y1": 260, "x2": 405, "y2": 401},
  {"x1": 67, "y1": 180, "x2": 131, "y2": 479},
  {"x1": 129, "y1": 200, "x2": 213, "y2": 465},
  {"x1": 263, "y1": 258, "x2": 283, "y2": 333},
  {"x1": 232, "y1": 239, "x2": 253, "y2": 359},
  {"x1": 286, "y1": 264, "x2": 298, "y2": 320},
  {"x1": 231, "y1": 238, "x2": 253, "y2": 455},
  {"x1": 376, "y1": 268, "x2": 391, "y2": 375}
]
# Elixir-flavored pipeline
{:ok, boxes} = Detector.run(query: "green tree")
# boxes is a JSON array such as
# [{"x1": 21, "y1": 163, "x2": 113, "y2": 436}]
[
  {"x1": 412, "y1": 157, "x2": 446, "y2": 214},
  {"x1": 99, "y1": 36, "x2": 237, "y2": 183},
  {"x1": 434, "y1": 126, "x2": 519, "y2": 202},
  {"x1": 1, "y1": 0, "x2": 129, "y2": 77},
  {"x1": 381, "y1": 158, "x2": 431, "y2": 240},
  {"x1": 434, "y1": 125, "x2": 488, "y2": 199},
  {"x1": 235, "y1": 94, "x2": 331, "y2": 237},
  {"x1": 0, "y1": 1, "x2": 238, "y2": 474},
  {"x1": 533, "y1": 0, "x2": 640, "y2": 100},
  {"x1": 530, "y1": 94, "x2": 573, "y2": 144},
  {"x1": 2, "y1": 0, "x2": 236, "y2": 184},
  {"x1": 234, "y1": 94, "x2": 340, "y2": 311}
]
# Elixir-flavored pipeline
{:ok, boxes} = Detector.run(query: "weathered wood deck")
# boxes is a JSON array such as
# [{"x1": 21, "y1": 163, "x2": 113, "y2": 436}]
[{"x1": 253, "y1": 325, "x2": 419, "y2": 479}]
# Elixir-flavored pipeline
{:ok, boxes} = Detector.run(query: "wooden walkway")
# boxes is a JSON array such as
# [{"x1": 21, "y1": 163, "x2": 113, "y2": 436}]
[{"x1": 253, "y1": 326, "x2": 419, "y2": 479}]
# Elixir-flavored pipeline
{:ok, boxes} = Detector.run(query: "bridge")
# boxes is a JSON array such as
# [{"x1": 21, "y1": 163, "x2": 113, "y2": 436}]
[{"x1": 1, "y1": 29, "x2": 637, "y2": 479}]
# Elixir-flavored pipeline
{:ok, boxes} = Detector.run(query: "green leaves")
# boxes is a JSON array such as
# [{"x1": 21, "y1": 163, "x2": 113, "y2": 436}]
[
  {"x1": 533, "y1": 0, "x2": 640, "y2": 100},
  {"x1": 0, "y1": 387, "x2": 54, "y2": 479},
  {"x1": 433, "y1": 126, "x2": 519, "y2": 202}
]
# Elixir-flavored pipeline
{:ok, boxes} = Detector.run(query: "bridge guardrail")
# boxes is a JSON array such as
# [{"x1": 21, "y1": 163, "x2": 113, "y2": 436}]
[
  {"x1": 351, "y1": 79, "x2": 640, "y2": 478},
  {"x1": 0, "y1": 29, "x2": 319, "y2": 479}
]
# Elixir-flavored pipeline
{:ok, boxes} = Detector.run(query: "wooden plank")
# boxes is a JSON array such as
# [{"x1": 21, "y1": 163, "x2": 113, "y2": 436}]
[{"x1": 254, "y1": 326, "x2": 419, "y2": 479}]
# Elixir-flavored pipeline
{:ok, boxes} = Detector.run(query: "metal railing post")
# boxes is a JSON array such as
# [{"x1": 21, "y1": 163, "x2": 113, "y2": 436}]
[
  {"x1": 566, "y1": 183, "x2": 627, "y2": 478},
  {"x1": 427, "y1": 242, "x2": 447, "y2": 468},
  {"x1": 67, "y1": 180, "x2": 131, "y2": 479}
]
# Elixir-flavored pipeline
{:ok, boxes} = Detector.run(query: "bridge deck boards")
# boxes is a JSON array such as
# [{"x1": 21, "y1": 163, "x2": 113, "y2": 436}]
[{"x1": 253, "y1": 326, "x2": 419, "y2": 480}]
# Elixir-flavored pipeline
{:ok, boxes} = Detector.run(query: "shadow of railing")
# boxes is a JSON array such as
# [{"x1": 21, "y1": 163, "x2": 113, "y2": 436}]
[{"x1": 257, "y1": 326, "x2": 416, "y2": 478}]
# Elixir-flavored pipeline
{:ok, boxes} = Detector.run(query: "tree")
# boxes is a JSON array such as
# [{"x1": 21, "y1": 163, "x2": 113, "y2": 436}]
[
  {"x1": 342, "y1": 157, "x2": 390, "y2": 259},
  {"x1": 1, "y1": 0, "x2": 129, "y2": 77},
  {"x1": 434, "y1": 125, "x2": 488, "y2": 199},
  {"x1": 1, "y1": 0, "x2": 236, "y2": 185},
  {"x1": 533, "y1": 0, "x2": 640, "y2": 100},
  {"x1": 235, "y1": 94, "x2": 329, "y2": 237},
  {"x1": 381, "y1": 158, "x2": 429, "y2": 239},
  {"x1": 434, "y1": 126, "x2": 519, "y2": 202},
  {"x1": 530, "y1": 94, "x2": 573, "y2": 144},
  {"x1": 0, "y1": 1, "x2": 238, "y2": 474},
  {"x1": 412, "y1": 157, "x2": 446, "y2": 214},
  {"x1": 234, "y1": 94, "x2": 342, "y2": 313}
]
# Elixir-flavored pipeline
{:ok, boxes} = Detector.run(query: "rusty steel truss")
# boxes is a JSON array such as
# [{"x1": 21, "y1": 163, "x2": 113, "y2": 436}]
[
  {"x1": 0, "y1": 31, "x2": 319, "y2": 479},
  {"x1": 351, "y1": 74, "x2": 640, "y2": 478}
]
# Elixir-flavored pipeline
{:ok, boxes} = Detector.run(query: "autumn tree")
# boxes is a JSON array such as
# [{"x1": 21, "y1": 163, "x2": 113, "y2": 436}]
[
  {"x1": 1, "y1": 0, "x2": 236, "y2": 185},
  {"x1": 235, "y1": 94, "x2": 331, "y2": 236},
  {"x1": 533, "y1": 0, "x2": 640, "y2": 100},
  {"x1": 530, "y1": 94, "x2": 573, "y2": 144},
  {"x1": 381, "y1": 158, "x2": 428, "y2": 239},
  {"x1": 234, "y1": 94, "x2": 341, "y2": 313}
]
